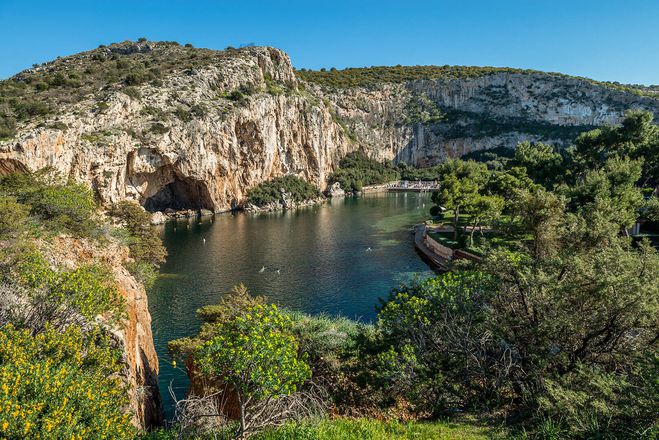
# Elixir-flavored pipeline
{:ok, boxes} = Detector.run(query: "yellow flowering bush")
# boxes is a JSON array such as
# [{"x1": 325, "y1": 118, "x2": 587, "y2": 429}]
[{"x1": 0, "y1": 324, "x2": 135, "y2": 440}]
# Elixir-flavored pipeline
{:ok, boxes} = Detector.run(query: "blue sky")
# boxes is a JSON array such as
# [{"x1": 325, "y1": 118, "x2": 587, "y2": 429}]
[{"x1": 1, "y1": 0, "x2": 657, "y2": 84}]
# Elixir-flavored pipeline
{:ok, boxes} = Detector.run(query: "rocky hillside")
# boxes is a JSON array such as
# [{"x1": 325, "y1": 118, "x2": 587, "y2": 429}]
[{"x1": 1, "y1": 40, "x2": 658, "y2": 212}]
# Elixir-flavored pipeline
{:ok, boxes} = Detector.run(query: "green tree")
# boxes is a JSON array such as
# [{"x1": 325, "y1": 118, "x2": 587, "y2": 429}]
[
  {"x1": 514, "y1": 141, "x2": 563, "y2": 186},
  {"x1": 511, "y1": 188, "x2": 565, "y2": 258},
  {"x1": 432, "y1": 173, "x2": 480, "y2": 240},
  {"x1": 194, "y1": 303, "x2": 311, "y2": 439},
  {"x1": 643, "y1": 196, "x2": 659, "y2": 222},
  {"x1": 565, "y1": 157, "x2": 644, "y2": 234},
  {"x1": 466, "y1": 195, "x2": 504, "y2": 247},
  {"x1": 485, "y1": 167, "x2": 537, "y2": 200},
  {"x1": 574, "y1": 110, "x2": 659, "y2": 186}
]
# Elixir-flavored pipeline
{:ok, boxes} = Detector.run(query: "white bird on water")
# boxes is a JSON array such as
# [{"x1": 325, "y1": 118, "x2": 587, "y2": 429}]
[
  {"x1": 366, "y1": 247, "x2": 373, "y2": 252},
  {"x1": 259, "y1": 266, "x2": 266, "y2": 273},
  {"x1": 203, "y1": 238, "x2": 206, "y2": 245},
  {"x1": 275, "y1": 269, "x2": 281, "y2": 274}
]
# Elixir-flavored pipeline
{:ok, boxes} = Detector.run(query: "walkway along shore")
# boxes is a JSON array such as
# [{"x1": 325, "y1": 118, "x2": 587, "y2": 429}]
[
  {"x1": 414, "y1": 224, "x2": 450, "y2": 270},
  {"x1": 413, "y1": 224, "x2": 482, "y2": 270}
]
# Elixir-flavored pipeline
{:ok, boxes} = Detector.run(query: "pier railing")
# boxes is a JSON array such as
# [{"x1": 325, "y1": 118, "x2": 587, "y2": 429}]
[{"x1": 387, "y1": 180, "x2": 440, "y2": 192}]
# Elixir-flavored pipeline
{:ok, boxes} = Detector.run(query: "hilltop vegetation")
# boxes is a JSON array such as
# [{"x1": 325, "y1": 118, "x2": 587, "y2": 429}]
[
  {"x1": 296, "y1": 64, "x2": 659, "y2": 97},
  {"x1": 0, "y1": 40, "x2": 249, "y2": 139}
]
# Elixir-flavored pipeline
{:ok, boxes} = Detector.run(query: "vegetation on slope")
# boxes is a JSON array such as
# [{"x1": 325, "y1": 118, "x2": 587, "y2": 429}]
[
  {"x1": 247, "y1": 175, "x2": 321, "y2": 207},
  {"x1": 328, "y1": 151, "x2": 400, "y2": 192},
  {"x1": 296, "y1": 64, "x2": 659, "y2": 97}
]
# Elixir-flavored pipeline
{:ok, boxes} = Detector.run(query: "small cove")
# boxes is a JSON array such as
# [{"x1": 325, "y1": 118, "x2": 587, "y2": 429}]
[{"x1": 147, "y1": 191, "x2": 435, "y2": 417}]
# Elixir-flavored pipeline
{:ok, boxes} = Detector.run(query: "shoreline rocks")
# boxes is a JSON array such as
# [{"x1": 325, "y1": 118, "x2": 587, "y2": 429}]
[{"x1": 243, "y1": 196, "x2": 327, "y2": 212}]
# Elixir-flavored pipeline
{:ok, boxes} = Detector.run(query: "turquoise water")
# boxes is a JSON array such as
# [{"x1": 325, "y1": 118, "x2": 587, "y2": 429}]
[{"x1": 148, "y1": 192, "x2": 435, "y2": 417}]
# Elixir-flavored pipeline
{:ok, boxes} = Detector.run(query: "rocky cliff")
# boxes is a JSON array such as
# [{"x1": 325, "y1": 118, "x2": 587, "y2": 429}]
[{"x1": 1, "y1": 40, "x2": 658, "y2": 213}]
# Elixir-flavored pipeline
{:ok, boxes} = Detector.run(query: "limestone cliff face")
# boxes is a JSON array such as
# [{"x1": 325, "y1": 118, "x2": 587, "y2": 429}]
[
  {"x1": 41, "y1": 236, "x2": 161, "y2": 428},
  {"x1": 316, "y1": 72, "x2": 659, "y2": 166},
  {"x1": 1, "y1": 46, "x2": 351, "y2": 213},
  {"x1": 1, "y1": 43, "x2": 658, "y2": 213}
]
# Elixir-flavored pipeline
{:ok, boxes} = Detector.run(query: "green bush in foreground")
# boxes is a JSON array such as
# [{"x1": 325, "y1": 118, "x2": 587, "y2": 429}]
[
  {"x1": 194, "y1": 303, "x2": 311, "y2": 438},
  {"x1": 0, "y1": 170, "x2": 99, "y2": 237}
]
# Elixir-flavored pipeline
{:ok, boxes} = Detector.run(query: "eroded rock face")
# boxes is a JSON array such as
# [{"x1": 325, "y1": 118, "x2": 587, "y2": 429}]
[
  {"x1": 3, "y1": 45, "x2": 657, "y2": 214},
  {"x1": 0, "y1": 47, "x2": 350, "y2": 213}
]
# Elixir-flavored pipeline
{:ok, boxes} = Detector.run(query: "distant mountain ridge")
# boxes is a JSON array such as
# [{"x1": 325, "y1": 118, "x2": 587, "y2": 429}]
[{"x1": 1, "y1": 40, "x2": 658, "y2": 211}]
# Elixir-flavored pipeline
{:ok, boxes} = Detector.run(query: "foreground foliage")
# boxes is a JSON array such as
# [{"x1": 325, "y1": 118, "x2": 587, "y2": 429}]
[
  {"x1": 0, "y1": 325, "x2": 134, "y2": 440},
  {"x1": 0, "y1": 171, "x2": 163, "y2": 439}
]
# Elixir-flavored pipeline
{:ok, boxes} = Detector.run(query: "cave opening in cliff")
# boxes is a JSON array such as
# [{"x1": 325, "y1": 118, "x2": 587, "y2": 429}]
[{"x1": 143, "y1": 177, "x2": 214, "y2": 212}]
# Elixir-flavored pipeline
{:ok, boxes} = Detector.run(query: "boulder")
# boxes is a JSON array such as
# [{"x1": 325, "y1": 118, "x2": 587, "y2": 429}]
[
  {"x1": 328, "y1": 182, "x2": 345, "y2": 197},
  {"x1": 150, "y1": 211, "x2": 167, "y2": 225}
]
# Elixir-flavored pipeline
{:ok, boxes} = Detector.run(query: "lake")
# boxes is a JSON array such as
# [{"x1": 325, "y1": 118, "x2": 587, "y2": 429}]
[{"x1": 148, "y1": 191, "x2": 436, "y2": 417}]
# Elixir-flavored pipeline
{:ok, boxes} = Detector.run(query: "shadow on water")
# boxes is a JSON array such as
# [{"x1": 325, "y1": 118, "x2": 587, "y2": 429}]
[{"x1": 147, "y1": 191, "x2": 436, "y2": 418}]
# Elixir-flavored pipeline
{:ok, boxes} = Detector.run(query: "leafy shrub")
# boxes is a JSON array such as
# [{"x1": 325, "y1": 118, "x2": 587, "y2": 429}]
[
  {"x1": 376, "y1": 272, "x2": 498, "y2": 414},
  {"x1": 47, "y1": 120, "x2": 68, "y2": 131},
  {"x1": 123, "y1": 86, "x2": 141, "y2": 99},
  {"x1": 328, "y1": 151, "x2": 400, "y2": 192},
  {"x1": 247, "y1": 175, "x2": 320, "y2": 207},
  {"x1": 15, "y1": 250, "x2": 123, "y2": 322},
  {"x1": 194, "y1": 303, "x2": 311, "y2": 438},
  {"x1": 0, "y1": 196, "x2": 29, "y2": 239},
  {"x1": 0, "y1": 171, "x2": 98, "y2": 236},
  {"x1": 538, "y1": 361, "x2": 659, "y2": 439},
  {"x1": 109, "y1": 201, "x2": 167, "y2": 287},
  {"x1": 0, "y1": 324, "x2": 134, "y2": 439},
  {"x1": 12, "y1": 99, "x2": 50, "y2": 119},
  {"x1": 173, "y1": 106, "x2": 192, "y2": 122},
  {"x1": 149, "y1": 122, "x2": 169, "y2": 134}
]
